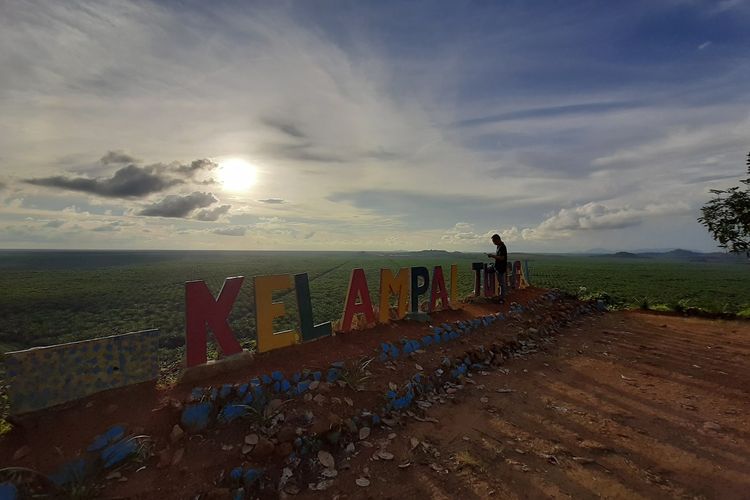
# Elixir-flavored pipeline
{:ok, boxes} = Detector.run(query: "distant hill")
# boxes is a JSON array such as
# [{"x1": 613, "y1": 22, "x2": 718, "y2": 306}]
[{"x1": 591, "y1": 248, "x2": 746, "y2": 263}]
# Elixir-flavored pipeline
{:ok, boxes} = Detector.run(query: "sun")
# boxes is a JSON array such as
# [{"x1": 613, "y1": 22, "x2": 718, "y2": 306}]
[{"x1": 217, "y1": 158, "x2": 257, "y2": 192}]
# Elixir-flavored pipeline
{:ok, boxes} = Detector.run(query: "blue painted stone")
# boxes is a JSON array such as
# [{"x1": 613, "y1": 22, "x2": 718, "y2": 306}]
[
  {"x1": 403, "y1": 343, "x2": 413, "y2": 354},
  {"x1": 389, "y1": 346, "x2": 399, "y2": 359},
  {"x1": 219, "y1": 404, "x2": 247, "y2": 423},
  {"x1": 261, "y1": 374, "x2": 272, "y2": 385},
  {"x1": 209, "y1": 387, "x2": 218, "y2": 401},
  {"x1": 422, "y1": 336, "x2": 433, "y2": 345},
  {"x1": 181, "y1": 402, "x2": 213, "y2": 433},
  {"x1": 271, "y1": 371, "x2": 284, "y2": 382},
  {"x1": 237, "y1": 383, "x2": 249, "y2": 397},
  {"x1": 312, "y1": 371, "x2": 322, "y2": 381},
  {"x1": 379, "y1": 352, "x2": 389, "y2": 362},
  {"x1": 101, "y1": 439, "x2": 138, "y2": 468},
  {"x1": 433, "y1": 334, "x2": 441, "y2": 344},
  {"x1": 292, "y1": 372, "x2": 302, "y2": 383},
  {"x1": 87, "y1": 425, "x2": 125, "y2": 452},
  {"x1": 189, "y1": 387, "x2": 204, "y2": 401},
  {"x1": 381, "y1": 343, "x2": 390, "y2": 353},
  {"x1": 386, "y1": 390, "x2": 397, "y2": 399},
  {"x1": 371, "y1": 414, "x2": 381, "y2": 425},
  {"x1": 441, "y1": 323, "x2": 452, "y2": 331},
  {"x1": 219, "y1": 384, "x2": 233, "y2": 399},
  {"x1": 49, "y1": 458, "x2": 90, "y2": 486},
  {"x1": 433, "y1": 327, "x2": 443, "y2": 335},
  {"x1": 326, "y1": 368, "x2": 340, "y2": 383},
  {"x1": 230, "y1": 467, "x2": 243, "y2": 481},
  {"x1": 250, "y1": 378, "x2": 261, "y2": 387},
  {"x1": 243, "y1": 468, "x2": 263, "y2": 486},
  {"x1": 330, "y1": 361, "x2": 345, "y2": 369},
  {"x1": 0, "y1": 483, "x2": 17, "y2": 500},
  {"x1": 280, "y1": 379, "x2": 292, "y2": 392},
  {"x1": 296, "y1": 381, "x2": 310, "y2": 394},
  {"x1": 273, "y1": 381, "x2": 281, "y2": 393},
  {"x1": 233, "y1": 488, "x2": 245, "y2": 500}
]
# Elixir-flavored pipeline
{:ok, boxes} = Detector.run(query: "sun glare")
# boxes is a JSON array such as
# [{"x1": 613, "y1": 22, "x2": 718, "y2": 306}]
[{"x1": 217, "y1": 158, "x2": 257, "y2": 192}]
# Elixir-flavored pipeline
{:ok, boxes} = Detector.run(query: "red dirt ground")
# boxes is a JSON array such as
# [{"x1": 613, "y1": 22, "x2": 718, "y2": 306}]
[{"x1": 2, "y1": 290, "x2": 749, "y2": 499}]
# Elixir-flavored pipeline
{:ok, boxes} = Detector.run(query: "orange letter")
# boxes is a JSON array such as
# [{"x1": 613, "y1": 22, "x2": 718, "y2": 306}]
[{"x1": 379, "y1": 268, "x2": 410, "y2": 323}]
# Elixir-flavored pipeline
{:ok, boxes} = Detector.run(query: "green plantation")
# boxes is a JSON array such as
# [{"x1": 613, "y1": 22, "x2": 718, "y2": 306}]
[{"x1": 0, "y1": 250, "x2": 748, "y2": 381}]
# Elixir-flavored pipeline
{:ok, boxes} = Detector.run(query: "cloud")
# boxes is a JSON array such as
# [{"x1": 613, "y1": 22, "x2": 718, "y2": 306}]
[
  {"x1": 262, "y1": 117, "x2": 306, "y2": 139},
  {"x1": 698, "y1": 41, "x2": 712, "y2": 50},
  {"x1": 258, "y1": 198, "x2": 285, "y2": 204},
  {"x1": 139, "y1": 192, "x2": 217, "y2": 218},
  {"x1": 0, "y1": 181, "x2": 6, "y2": 191},
  {"x1": 26, "y1": 164, "x2": 183, "y2": 198},
  {"x1": 100, "y1": 150, "x2": 139, "y2": 165},
  {"x1": 194, "y1": 204, "x2": 231, "y2": 221},
  {"x1": 44, "y1": 220, "x2": 65, "y2": 228},
  {"x1": 92, "y1": 223, "x2": 121, "y2": 232},
  {"x1": 212, "y1": 226, "x2": 246, "y2": 236},
  {"x1": 521, "y1": 201, "x2": 691, "y2": 240},
  {"x1": 175, "y1": 158, "x2": 219, "y2": 178}
]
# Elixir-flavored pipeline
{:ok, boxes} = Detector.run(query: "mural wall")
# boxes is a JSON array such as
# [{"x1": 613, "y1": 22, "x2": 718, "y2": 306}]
[{"x1": 5, "y1": 329, "x2": 160, "y2": 415}]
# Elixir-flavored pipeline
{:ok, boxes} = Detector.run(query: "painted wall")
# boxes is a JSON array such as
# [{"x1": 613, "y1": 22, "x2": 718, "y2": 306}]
[{"x1": 5, "y1": 329, "x2": 159, "y2": 415}]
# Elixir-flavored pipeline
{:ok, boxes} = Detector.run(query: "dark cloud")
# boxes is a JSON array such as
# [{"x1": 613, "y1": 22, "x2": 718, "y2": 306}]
[
  {"x1": 26, "y1": 165, "x2": 183, "y2": 198},
  {"x1": 258, "y1": 198, "x2": 284, "y2": 204},
  {"x1": 175, "y1": 158, "x2": 218, "y2": 177},
  {"x1": 194, "y1": 204, "x2": 231, "y2": 221},
  {"x1": 261, "y1": 143, "x2": 347, "y2": 163},
  {"x1": 262, "y1": 117, "x2": 306, "y2": 139},
  {"x1": 212, "y1": 226, "x2": 246, "y2": 236},
  {"x1": 139, "y1": 192, "x2": 217, "y2": 218},
  {"x1": 303, "y1": 231, "x2": 316, "y2": 239},
  {"x1": 100, "y1": 151, "x2": 139, "y2": 165},
  {"x1": 44, "y1": 220, "x2": 65, "y2": 228},
  {"x1": 453, "y1": 101, "x2": 642, "y2": 127}
]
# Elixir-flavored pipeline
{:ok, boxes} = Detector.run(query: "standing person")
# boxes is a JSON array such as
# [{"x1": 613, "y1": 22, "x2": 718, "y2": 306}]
[{"x1": 487, "y1": 234, "x2": 508, "y2": 302}]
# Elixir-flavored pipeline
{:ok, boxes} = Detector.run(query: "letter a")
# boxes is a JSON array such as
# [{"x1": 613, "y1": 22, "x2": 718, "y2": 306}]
[{"x1": 341, "y1": 268, "x2": 376, "y2": 332}]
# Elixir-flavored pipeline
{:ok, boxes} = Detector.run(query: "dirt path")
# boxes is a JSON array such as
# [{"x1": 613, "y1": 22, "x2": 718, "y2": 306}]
[
  {"x1": 3, "y1": 297, "x2": 749, "y2": 499},
  {"x1": 314, "y1": 312, "x2": 750, "y2": 500}
]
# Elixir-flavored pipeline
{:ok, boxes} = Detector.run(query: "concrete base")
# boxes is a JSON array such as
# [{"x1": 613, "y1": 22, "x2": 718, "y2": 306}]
[
  {"x1": 405, "y1": 312, "x2": 431, "y2": 322},
  {"x1": 178, "y1": 350, "x2": 255, "y2": 385}
]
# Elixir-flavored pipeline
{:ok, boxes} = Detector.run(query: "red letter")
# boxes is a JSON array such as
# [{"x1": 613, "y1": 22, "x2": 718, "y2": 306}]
[
  {"x1": 185, "y1": 277, "x2": 244, "y2": 367},
  {"x1": 429, "y1": 266, "x2": 450, "y2": 312},
  {"x1": 340, "y1": 268, "x2": 376, "y2": 332}
]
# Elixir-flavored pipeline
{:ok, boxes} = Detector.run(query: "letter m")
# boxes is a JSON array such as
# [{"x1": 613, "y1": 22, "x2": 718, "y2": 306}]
[{"x1": 185, "y1": 277, "x2": 244, "y2": 367}]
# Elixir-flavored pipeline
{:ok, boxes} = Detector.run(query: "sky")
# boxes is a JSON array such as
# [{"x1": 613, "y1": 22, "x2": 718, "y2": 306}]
[{"x1": 1, "y1": 0, "x2": 749, "y2": 253}]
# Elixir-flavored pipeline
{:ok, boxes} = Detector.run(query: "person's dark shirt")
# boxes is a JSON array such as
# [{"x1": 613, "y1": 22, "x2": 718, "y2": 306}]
[{"x1": 496, "y1": 241, "x2": 508, "y2": 270}]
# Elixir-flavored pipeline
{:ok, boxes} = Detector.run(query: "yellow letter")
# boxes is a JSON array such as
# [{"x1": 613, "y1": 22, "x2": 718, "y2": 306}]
[
  {"x1": 254, "y1": 274, "x2": 298, "y2": 353},
  {"x1": 379, "y1": 268, "x2": 410, "y2": 322}
]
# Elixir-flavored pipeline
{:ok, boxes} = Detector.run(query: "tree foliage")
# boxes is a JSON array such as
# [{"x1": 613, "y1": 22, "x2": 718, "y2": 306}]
[{"x1": 698, "y1": 152, "x2": 750, "y2": 257}]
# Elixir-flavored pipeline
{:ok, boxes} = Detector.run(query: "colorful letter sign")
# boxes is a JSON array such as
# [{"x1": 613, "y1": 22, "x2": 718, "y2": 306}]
[
  {"x1": 340, "y1": 268, "x2": 376, "y2": 332},
  {"x1": 254, "y1": 274, "x2": 298, "y2": 353},
  {"x1": 185, "y1": 277, "x2": 244, "y2": 367},
  {"x1": 429, "y1": 266, "x2": 449, "y2": 312},
  {"x1": 295, "y1": 273, "x2": 333, "y2": 342},
  {"x1": 379, "y1": 268, "x2": 410, "y2": 322}
]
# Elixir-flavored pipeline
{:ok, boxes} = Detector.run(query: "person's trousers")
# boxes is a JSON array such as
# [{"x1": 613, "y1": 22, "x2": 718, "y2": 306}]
[{"x1": 495, "y1": 271, "x2": 507, "y2": 300}]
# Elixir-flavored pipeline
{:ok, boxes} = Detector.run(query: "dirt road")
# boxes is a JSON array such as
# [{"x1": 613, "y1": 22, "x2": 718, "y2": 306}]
[
  {"x1": 3, "y1": 295, "x2": 749, "y2": 499},
  {"x1": 314, "y1": 311, "x2": 750, "y2": 499}
]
